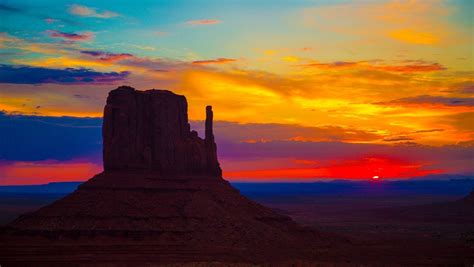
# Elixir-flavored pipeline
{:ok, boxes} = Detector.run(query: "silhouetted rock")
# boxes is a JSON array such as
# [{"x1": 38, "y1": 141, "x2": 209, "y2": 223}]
[
  {"x1": 0, "y1": 86, "x2": 338, "y2": 265},
  {"x1": 103, "y1": 86, "x2": 221, "y2": 176}
]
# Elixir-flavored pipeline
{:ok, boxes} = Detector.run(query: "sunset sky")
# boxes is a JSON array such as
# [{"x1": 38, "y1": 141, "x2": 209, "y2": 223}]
[{"x1": 0, "y1": 0, "x2": 473, "y2": 185}]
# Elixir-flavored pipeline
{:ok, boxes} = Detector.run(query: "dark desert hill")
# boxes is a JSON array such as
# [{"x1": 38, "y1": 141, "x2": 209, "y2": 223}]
[
  {"x1": 0, "y1": 86, "x2": 340, "y2": 265},
  {"x1": 463, "y1": 189, "x2": 474, "y2": 203},
  {"x1": 376, "y1": 188, "x2": 474, "y2": 223}
]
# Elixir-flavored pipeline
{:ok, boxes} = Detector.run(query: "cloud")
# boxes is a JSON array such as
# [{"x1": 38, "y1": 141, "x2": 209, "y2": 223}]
[
  {"x1": 457, "y1": 83, "x2": 474, "y2": 94},
  {"x1": 0, "y1": 32, "x2": 470, "y2": 147},
  {"x1": 413, "y1": 129, "x2": 444, "y2": 134},
  {"x1": 0, "y1": 65, "x2": 130, "y2": 84},
  {"x1": 383, "y1": 136, "x2": 414, "y2": 142},
  {"x1": 0, "y1": 112, "x2": 472, "y2": 183},
  {"x1": 218, "y1": 139, "x2": 473, "y2": 177},
  {"x1": 302, "y1": 60, "x2": 446, "y2": 73},
  {"x1": 192, "y1": 58, "x2": 237, "y2": 65},
  {"x1": 2, "y1": 34, "x2": 181, "y2": 73},
  {"x1": 375, "y1": 62, "x2": 446, "y2": 73},
  {"x1": 191, "y1": 120, "x2": 383, "y2": 143},
  {"x1": 360, "y1": 129, "x2": 443, "y2": 144},
  {"x1": 380, "y1": 95, "x2": 474, "y2": 107},
  {"x1": 0, "y1": 33, "x2": 21, "y2": 49},
  {"x1": 186, "y1": 19, "x2": 221, "y2": 25},
  {"x1": 47, "y1": 30, "x2": 93, "y2": 42},
  {"x1": 0, "y1": 4, "x2": 22, "y2": 13},
  {"x1": 118, "y1": 57, "x2": 188, "y2": 72},
  {"x1": 69, "y1": 4, "x2": 118, "y2": 18},
  {"x1": 389, "y1": 28, "x2": 439, "y2": 45},
  {"x1": 0, "y1": 111, "x2": 102, "y2": 162},
  {"x1": 44, "y1": 18, "x2": 58, "y2": 24},
  {"x1": 439, "y1": 112, "x2": 474, "y2": 132},
  {"x1": 303, "y1": 61, "x2": 358, "y2": 69},
  {"x1": 73, "y1": 94, "x2": 95, "y2": 100},
  {"x1": 80, "y1": 50, "x2": 134, "y2": 62},
  {"x1": 130, "y1": 44, "x2": 156, "y2": 51}
]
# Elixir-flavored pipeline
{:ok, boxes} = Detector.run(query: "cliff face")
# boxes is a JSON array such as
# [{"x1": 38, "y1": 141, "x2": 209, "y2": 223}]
[{"x1": 103, "y1": 86, "x2": 221, "y2": 176}]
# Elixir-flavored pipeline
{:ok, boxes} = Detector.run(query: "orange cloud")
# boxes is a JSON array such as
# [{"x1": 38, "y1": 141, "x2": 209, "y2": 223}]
[
  {"x1": 379, "y1": 95, "x2": 474, "y2": 107},
  {"x1": 1, "y1": 32, "x2": 470, "y2": 146},
  {"x1": 375, "y1": 62, "x2": 446, "y2": 72},
  {"x1": 186, "y1": 19, "x2": 221, "y2": 25},
  {"x1": 69, "y1": 4, "x2": 119, "y2": 18},
  {"x1": 191, "y1": 121, "x2": 383, "y2": 143},
  {"x1": 302, "y1": 60, "x2": 446, "y2": 73},
  {"x1": 192, "y1": 58, "x2": 236, "y2": 65},
  {"x1": 303, "y1": 61, "x2": 359, "y2": 69}
]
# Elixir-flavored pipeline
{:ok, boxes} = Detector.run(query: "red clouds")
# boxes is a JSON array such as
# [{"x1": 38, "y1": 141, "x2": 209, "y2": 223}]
[
  {"x1": 224, "y1": 156, "x2": 443, "y2": 181},
  {"x1": 47, "y1": 30, "x2": 93, "y2": 42},
  {"x1": 0, "y1": 113, "x2": 470, "y2": 184},
  {"x1": 0, "y1": 160, "x2": 101, "y2": 185}
]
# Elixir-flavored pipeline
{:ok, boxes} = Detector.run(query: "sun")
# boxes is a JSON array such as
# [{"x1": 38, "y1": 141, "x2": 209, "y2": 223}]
[{"x1": 372, "y1": 175, "x2": 380, "y2": 180}]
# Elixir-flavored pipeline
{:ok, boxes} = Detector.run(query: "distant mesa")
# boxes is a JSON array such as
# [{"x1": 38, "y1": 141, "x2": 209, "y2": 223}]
[{"x1": 0, "y1": 86, "x2": 338, "y2": 264}]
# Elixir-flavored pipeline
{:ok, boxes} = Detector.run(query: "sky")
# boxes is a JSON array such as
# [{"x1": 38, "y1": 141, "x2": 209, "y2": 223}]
[{"x1": 0, "y1": 0, "x2": 473, "y2": 185}]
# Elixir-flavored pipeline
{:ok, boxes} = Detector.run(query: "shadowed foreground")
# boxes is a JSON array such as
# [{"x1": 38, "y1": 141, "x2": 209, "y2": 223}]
[{"x1": 1, "y1": 181, "x2": 474, "y2": 265}]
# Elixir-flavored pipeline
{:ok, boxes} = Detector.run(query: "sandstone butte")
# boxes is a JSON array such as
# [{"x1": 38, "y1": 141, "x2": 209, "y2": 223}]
[{"x1": 0, "y1": 86, "x2": 344, "y2": 265}]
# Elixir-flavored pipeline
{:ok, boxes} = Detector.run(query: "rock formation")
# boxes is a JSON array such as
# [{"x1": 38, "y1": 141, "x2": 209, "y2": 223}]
[
  {"x1": 0, "y1": 86, "x2": 338, "y2": 265},
  {"x1": 103, "y1": 86, "x2": 221, "y2": 176}
]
